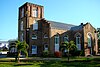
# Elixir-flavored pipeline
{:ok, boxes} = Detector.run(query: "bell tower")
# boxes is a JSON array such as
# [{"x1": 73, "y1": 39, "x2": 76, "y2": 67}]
[{"x1": 18, "y1": 2, "x2": 44, "y2": 43}]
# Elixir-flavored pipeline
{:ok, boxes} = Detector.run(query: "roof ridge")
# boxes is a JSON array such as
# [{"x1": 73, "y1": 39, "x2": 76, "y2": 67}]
[{"x1": 47, "y1": 20, "x2": 76, "y2": 26}]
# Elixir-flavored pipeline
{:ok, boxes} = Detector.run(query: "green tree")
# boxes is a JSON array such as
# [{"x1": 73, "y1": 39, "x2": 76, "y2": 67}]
[
  {"x1": 61, "y1": 41, "x2": 76, "y2": 62},
  {"x1": 15, "y1": 40, "x2": 29, "y2": 62}
]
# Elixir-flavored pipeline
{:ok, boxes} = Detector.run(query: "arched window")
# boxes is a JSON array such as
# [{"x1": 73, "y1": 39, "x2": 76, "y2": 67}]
[
  {"x1": 32, "y1": 34, "x2": 37, "y2": 39},
  {"x1": 32, "y1": 8, "x2": 38, "y2": 17},
  {"x1": 87, "y1": 33, "x2": 92, "y2": 55},
  {"x1": 55, "y1": 35, "x2": 59, "y2": 51},
  {"x1": 87, "y1": 33, "x2": 92, "y2": 47},
  {"x1": 44, "y1": 44, "x2": 48, "y2": 51},
  {"x1": 44, "y1": 34, "x2": 48, "y2": 38},
  {"x1": 64, "y1": 35, "x2": 68, "y2": 42},
  {"x1": 20, "y1": 21, "x2": 23, "y2": 30},
  {"x1": 76, "y1": 35, "x2": 81, "y2": 50}
]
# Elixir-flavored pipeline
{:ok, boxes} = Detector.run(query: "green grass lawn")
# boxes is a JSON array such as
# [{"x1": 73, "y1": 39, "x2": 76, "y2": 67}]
[{"x1": 0, "y1": 57, "x2": 100, "y2": 67}]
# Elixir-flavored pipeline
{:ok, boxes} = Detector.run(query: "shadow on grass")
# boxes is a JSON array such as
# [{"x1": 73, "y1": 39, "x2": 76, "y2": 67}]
[
  {"x1": 14, "y1": 63, "x2": 33, "y2": 66},
  {"x1": 1, "y1": 57, "x2": 100, "y2": 67}
]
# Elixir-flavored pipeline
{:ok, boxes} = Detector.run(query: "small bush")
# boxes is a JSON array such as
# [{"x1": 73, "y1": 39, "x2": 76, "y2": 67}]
[
  {"x1": 43, "y1": 50, "x2": 49, "y2": 57},
  {"x1": 54, "y1": 51, "x2": 62, "y2": 58},
  {"x1": 70, "y1": 50, "x2": 84, "y2": 56}
]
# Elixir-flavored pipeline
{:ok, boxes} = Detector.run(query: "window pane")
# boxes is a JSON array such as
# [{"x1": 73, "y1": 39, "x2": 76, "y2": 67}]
[
  {"x1": 21, "y1": 21, "x2": 23, "y2": 30},
  {"x1": 32, "y1": 46, "x2": 36, "y2": 49},
  {"x1": 55, "y1": 35, "x2": 59, "y2": 51},
  {"x1": 32, "y1": 34, "x2": 37, "y2": 39},
  {"x1": 76, "y1": 36, "x2": 81, "y2": 50},
  {"x1": 21, "y1": 8, "x2": 24, "y2": 18},
  {"x1": 77, "y1": 38, "x2": 79, "y2": 44},
  {"x1": 64, "y1": 36, "x2": 68, "y2": 42},
  {"x1": 33, "y1": 20, "x2": 38, "y2": 30},
  {"x1": 55, "y1": 44, "x2": 59, "y2": 51},
  {"x1": 88, "y1": 38, "x2": 91, "y2": 47},
  {"x1": 32, "y1": 45, "x2": 37, "y2": 54},
  {"x1": 55, "y1": 37, "x2": 59, "y2": 44},
  {"x1": 33, "y1": 8, "x2": 38, "y2": 17}
]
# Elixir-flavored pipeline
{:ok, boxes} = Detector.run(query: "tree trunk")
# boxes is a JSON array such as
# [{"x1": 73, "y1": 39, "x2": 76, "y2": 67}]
[
  {"x1": 68, "y1": 49, "x2": 69, "y2": 62},
  {"x1": 15, "y1": 52, "x2": 18, "y2": 62},
  {"x1": 17, "y1": 51, "x2": 20, "y2": 62}
]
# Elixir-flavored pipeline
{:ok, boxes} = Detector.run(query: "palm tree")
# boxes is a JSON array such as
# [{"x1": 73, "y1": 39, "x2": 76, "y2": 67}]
[
  {"x1": 61, "y1": 41, "x2": 76, "y2": 62},
  {"x1": 15, "y1": 40, "x2": 29, "y2": 62}
]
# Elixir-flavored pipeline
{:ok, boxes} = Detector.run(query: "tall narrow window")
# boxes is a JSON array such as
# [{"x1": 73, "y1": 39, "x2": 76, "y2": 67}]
[
  {"x1": 76, "y1": 35, "x2": 81, "y2": 50},
  {"x1": 33, "y1": 20, "x2": 38, "y2": 30},
  {"x1": 64, "y1": 36, "x2": 68, "y2": 42},
  {"x1": 21, "y1": 21, "x2": 23, "y2": 30},
  {"x1": 87, "y1": 33, "x2": 92, "y2": 54},
  {"x1": 55, "y1": 35, "x2": 59, "y2": 51},
  {"x1": 32, "y1": 8, "x2": 38, "y2": 17},
  {"x1": 21, "y1": 8, "x2": 24, "y2": 18},
  {"x1": 32, "y1": 45, "x2": 37, "y2": 54},
  {"x1": 87, "y1": 34, "x2": 92, "y2": 47}
]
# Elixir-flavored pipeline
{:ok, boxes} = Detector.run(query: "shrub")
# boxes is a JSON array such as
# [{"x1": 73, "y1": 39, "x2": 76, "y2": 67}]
[
  {"x1": 54, "y1": 51, "x2": 62, "y2": 58},
  {"x1": 70, "y1": 50, "x2": 84, "y2": 56},
  {"x1": 43, "y1": 50, "x2": 49, "y2": 57}
]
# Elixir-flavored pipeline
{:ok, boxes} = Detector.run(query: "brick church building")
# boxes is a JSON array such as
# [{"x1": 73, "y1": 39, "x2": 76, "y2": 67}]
[{"x1": 18, "y1": 2, "x2": 98, "y2": 56}]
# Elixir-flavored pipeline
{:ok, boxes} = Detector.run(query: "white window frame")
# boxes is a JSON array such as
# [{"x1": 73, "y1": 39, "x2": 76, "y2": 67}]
[
  {"x1": 76, "y1": 36, "x2": 81, "y2": 50},
  {"x1": 33, "y1": 20, "x2": 38, "y2": 30},
  {"x1": 32, "y1": 8, "x2": 38, "y2": 17},
  {"x1": 32, "y1": 45, "x2": 37, "y2": 54},
  {"x1": 55, "y1": 35, "x2": 59, "y2": 51},
  {"x1": 21, "y1": 21, "x2": 23, "y2": 30},
  {"x1": 21, "y1": 8, "x2": 24, "y2": 18},
  {"x1": 32, "y1": 34, "x2": 37, "y2": 39}
]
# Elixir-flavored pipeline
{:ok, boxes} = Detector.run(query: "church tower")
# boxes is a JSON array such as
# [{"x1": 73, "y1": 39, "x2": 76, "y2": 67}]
[{"x1": 18, "y1": 2, "x2": 44, "y2": 44}]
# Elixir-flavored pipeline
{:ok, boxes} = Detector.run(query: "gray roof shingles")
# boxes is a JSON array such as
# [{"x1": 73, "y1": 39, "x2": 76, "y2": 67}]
[
  {"x1": 48, "y1": 20, "x2": 76, "y2": 30},
  {"x1": 70, "y1": 25, "x2": 83, "y2": 31}
]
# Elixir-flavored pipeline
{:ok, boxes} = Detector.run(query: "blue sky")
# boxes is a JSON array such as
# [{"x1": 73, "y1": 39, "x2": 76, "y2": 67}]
[{"x1": 0, "y1": 0, "x2": 100, "y2": 40}]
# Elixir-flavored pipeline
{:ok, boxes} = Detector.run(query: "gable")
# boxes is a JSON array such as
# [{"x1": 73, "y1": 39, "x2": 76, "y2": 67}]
[{"x1": 83, "y1": 23, "x2": 96, "y2": 31}]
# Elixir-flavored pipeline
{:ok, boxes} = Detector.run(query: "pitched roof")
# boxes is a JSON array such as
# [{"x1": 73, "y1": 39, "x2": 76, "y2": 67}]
[
  {"x1": 70, "y1": 25, "x2": 83, "y2": 31},
  {"x1": 48, "y1": 20, "x2": 76, "y2": 30}
]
